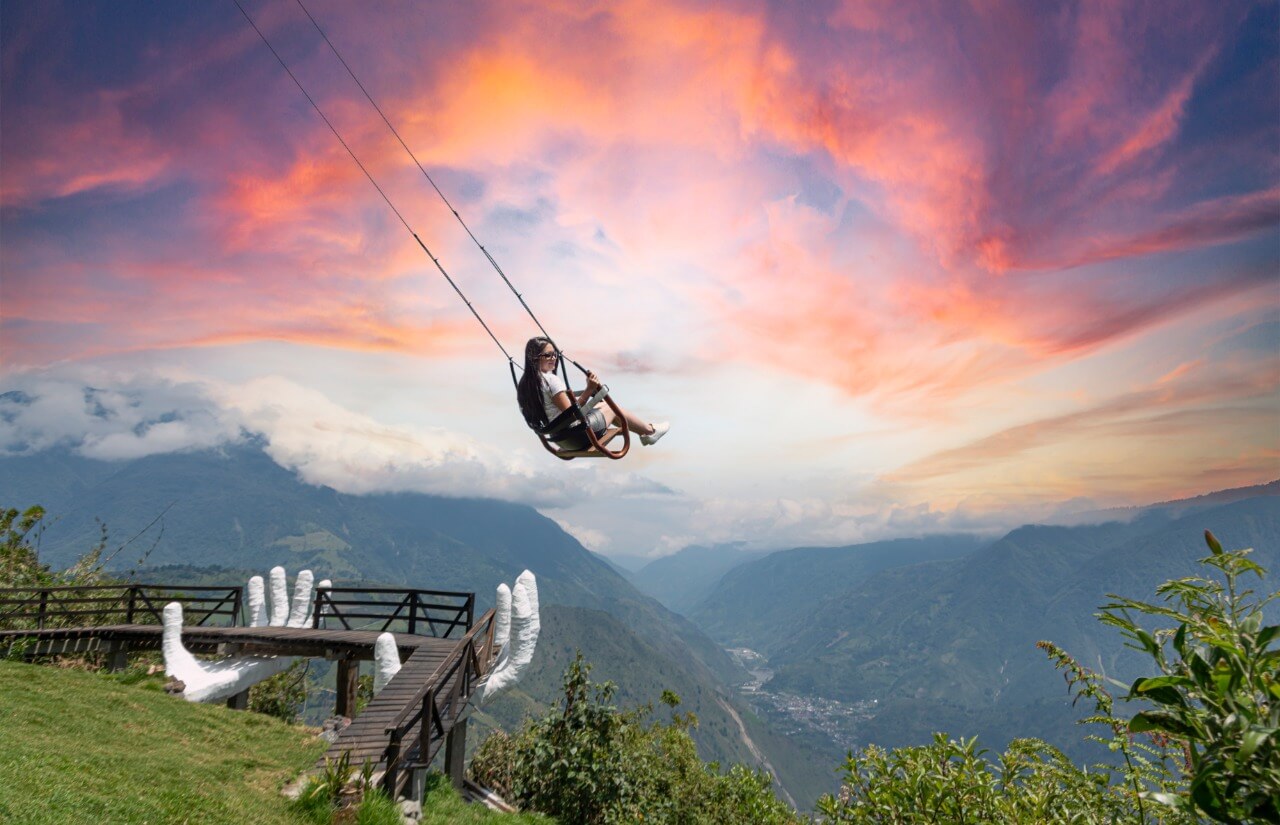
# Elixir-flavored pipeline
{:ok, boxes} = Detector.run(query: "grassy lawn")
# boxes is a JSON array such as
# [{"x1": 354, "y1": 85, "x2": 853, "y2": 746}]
[{"x1": 0, "y1": 660, "x2": 327, "y2": 824}]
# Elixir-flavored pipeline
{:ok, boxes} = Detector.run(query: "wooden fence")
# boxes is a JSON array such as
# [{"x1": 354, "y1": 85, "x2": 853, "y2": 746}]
[
  {"x1": 0, "y1": 584, "x2": 242, "y2": 629},
  {"x1": 312, "y1": 587, "x2": 474, "y2": 638}
]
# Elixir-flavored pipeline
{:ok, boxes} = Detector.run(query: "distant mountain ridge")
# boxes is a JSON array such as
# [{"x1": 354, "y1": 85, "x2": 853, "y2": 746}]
[
  {"x1": 759, "y1": 496, "x2": 1280, "y2": 758},
  {"x1": 1053, "y1": 479, "x2": 1280, "y2": 525},
  {"x1": 628, "y1": 543, "x2": 769, "y2": 615}
]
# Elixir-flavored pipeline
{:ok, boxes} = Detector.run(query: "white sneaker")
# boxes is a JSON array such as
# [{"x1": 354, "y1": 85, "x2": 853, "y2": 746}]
[{"x1": 640, "y1": 422, "x2": 669, "y2": 446}]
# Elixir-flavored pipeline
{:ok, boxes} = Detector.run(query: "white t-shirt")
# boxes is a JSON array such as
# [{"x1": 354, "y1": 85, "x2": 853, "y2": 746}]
[{"x1": 540, "y1": 370, "x2": 568, "y2": 422}]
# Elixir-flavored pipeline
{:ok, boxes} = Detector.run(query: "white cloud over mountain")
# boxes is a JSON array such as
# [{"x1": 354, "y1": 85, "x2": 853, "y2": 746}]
[
  {"x1": 0, "y1": 367, "x2": 666, "y2": 509},
  {"x1": 2, "y1": 367, "x2": 1188, "y2": 560}
]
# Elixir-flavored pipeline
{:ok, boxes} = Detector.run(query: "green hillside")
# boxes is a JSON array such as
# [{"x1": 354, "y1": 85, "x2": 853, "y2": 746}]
[
  {"x1": 689, "y1": 535, "x2": 984, "y2": 654},
  {"x1": 765, "y1": 496, "x2": 1280, "y2": 758},
  {"x1": 0, "y1": 446, "x2": 741, "y2": 681},
  {"x1": 0, "y1": 661, "x2": 327, "y2": 824}
]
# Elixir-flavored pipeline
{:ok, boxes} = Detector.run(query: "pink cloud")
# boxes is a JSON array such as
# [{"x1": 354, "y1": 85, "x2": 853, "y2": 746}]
[{"x1": 2, "y1": 0, "x2": 1274, "y2": 421}]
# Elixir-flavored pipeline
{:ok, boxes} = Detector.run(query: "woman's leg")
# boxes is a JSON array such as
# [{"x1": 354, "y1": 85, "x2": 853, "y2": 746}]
[{"x1": 596, "y1": 403, "x2": 655, "y2": 436}]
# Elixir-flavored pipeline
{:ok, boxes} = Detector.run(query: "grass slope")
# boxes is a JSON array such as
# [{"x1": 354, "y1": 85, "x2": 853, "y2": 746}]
[{"x1": 0, "y1": 661, "x2": 327, "y2": 824}]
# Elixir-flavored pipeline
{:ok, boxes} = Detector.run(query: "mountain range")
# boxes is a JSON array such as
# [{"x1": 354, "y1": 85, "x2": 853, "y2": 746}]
[
  {"x1": 645, "y1": 487, "x2": 1279, "y2": 765},
  {"x1": 625, "y1": 543, "x2": 768, "y2": 615},
  {"x1": 4, "y1": 437, "x2": 1276, "y2": 807}
]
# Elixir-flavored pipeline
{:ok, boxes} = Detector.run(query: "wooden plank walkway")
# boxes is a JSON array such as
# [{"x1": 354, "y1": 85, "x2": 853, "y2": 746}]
[{"x1": 320, "y1": 640, "x2": 459, "y2": 766}]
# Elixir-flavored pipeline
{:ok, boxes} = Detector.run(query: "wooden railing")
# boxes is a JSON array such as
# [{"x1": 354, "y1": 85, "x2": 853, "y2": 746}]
[
  {"x1": 312, "y1": 587, "x2": 473, "y2": 638},
  {"x1": 381, "y1": 606, "x2": 499, "y2": 797},
  {"x1": 0, "y1": 584, "x2": 243, "y2": 629}
]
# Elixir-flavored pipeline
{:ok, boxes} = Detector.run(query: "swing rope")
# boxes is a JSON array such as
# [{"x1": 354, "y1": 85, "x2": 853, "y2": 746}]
[
  {"x1": 231, "y1": 0, "x2": 516, "y2": 366},
  {"x1": 291, "y1": 0, "x2": 595, "y2": 376}
]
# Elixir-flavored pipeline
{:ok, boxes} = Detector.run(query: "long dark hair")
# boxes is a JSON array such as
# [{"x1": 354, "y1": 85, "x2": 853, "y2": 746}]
[{"x1": 517, "y1": 337, "x2": 557, "y2": 427}]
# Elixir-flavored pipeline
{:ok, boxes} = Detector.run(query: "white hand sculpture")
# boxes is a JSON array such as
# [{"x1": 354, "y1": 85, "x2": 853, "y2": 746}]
[
  {"x1": 162, "y1": 567, "x2": 329, "y2": 703},
  {"x1": 476, "y1": 570, "x2": 539, "y2": 705},
  {"x1": 369, "y1": 571, "x2": 540, "y2": 711},
  {"x1": 373, "y1": 632, "x2": 402, "y2": 693}
]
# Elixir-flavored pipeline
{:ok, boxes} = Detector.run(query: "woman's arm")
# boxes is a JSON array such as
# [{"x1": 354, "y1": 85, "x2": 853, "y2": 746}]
[{"x1": 551, "y1": 371, "x2": 602, "y2": 411}]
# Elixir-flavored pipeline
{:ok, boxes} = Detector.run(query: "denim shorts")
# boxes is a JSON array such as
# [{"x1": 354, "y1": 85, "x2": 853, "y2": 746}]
[{"x1": 585, "y1": 408, "x2": 608, "y2": 435}]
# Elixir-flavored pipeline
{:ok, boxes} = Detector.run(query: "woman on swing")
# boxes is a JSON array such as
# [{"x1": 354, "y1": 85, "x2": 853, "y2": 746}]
[{"x1": 516, "y1": 337, "x2": 669, "y2": 448}]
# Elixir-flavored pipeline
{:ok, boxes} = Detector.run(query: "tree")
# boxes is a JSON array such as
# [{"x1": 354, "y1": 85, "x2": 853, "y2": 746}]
[
  {"x1": 1, "y1": 505, "x2": 52, "y2": 589},
  {"x1": 470, "y1": 652, "x2": 799, "y2": 824}
]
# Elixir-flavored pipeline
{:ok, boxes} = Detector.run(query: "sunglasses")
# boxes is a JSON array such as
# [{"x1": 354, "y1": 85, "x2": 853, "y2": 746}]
[{"x1": 537, "y1": 352, "x2": 559, "y2": 360}]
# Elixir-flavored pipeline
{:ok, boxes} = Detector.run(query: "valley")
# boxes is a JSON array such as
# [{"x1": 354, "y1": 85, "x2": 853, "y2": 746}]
[{"x1": 728, "y1": 647, "x2": 876, "y2": 752}]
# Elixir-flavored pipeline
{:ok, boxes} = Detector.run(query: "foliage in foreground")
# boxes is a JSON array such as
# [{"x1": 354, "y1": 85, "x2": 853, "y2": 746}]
[
  {"x1": 2, "y1": 505, "x2": 56, "y2": 589},
  {"x1": 292, "y1": 750, "x2": 402, "y2": 825},
  {"x1": 1102, "y1": 530, "x2": 1278, "y2": 822},
  {"x1": 470, "y1": 653, "x2": 799, "y2": 824},
  {"x1": 817, "y1": 733, "x2": 1141, "y2": 823},
  {"x1": 817, "y1": 531, "x2": 1277, "y2": 824}
]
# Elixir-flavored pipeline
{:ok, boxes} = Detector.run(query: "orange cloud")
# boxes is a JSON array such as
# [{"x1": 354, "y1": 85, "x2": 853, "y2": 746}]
[{"x1": 4, "y1": 0, "x2": 1275, "y2": 424}]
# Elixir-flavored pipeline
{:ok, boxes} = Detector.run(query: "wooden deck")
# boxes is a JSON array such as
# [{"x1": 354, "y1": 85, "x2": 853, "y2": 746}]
[{"x1": 0, "y1": 582, "x2": 500, "y2": 800}]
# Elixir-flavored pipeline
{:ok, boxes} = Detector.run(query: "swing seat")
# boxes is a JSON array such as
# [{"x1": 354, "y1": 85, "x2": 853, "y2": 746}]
[
  {"x1": 543, "y1": 425, "x2": 626, "y2": 459},
  {"x1": 532, "y1": 391, "x2": 631, "y2": 461}
]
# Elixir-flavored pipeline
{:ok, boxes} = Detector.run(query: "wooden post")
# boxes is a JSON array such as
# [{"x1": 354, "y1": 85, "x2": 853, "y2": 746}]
[
  {"x1": 106, "y1": 641, "x2": 129, "y2": 672},
  {"x1": 336, "y1": 658, "x2": 359, "y2": 718},
  {"x1": 383, "y1": 731, "x2": 403, "y2": 798},
  {"x1": 444, "y1": 717, "x2": 467, "y2": 789}
]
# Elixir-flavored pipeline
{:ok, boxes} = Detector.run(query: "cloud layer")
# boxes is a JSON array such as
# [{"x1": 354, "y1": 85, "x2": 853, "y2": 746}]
[{"x1": 0, "y1": 368, "x2": 665, "y2": 508}]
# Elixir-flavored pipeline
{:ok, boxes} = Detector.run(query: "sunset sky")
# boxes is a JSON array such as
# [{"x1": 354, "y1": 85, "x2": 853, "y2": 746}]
[{"x1": 2, "y1": 0, "x2": 1277, "y2": 559}]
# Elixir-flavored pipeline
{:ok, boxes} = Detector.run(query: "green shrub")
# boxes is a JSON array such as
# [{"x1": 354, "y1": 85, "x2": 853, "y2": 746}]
[
  {"x1": 1, "y1": 505, "x2": 53, "y2": 589},
  {"x1": 1099, "y1": 530, "x2": 1278, "y2": 823},
  {"x1": 293, "y1": 751, "x2": 384, "y2": 824},
  {"x1": 470, "y1": 652, "x2": 799, "y2": 824},
  {"x1": 818, "y1": 530, "x2": 1276, "y2": 825},
  {"x1": 250, "y1": 659, "x2": 309, "y2": 722},
  {"x1": 817, "y1": 733, "x2": 1139, "y2": 823}
]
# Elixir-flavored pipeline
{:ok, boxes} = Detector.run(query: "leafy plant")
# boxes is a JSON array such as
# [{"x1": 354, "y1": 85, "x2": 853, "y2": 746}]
[
  {"x1": 1037, "y1": 640, "x2": 1187, "y2": 824},
  {"x1": 816, "y1": 733, "x2": 1142, "y2": 823},
  {"x1": 295, "y1": 750, "x2": 384, "y2": 824},
  {"x1": 1098, "y1": 530, "x2": 1278, "y2": 822},
  {"x1": 1, "y1": 505, "x2": 53, "y2": 589},
  {"x1": 250, "y1": 659, "x2": 309, "y2": 723},
  {"x1": 470, "y1": 652, "x2": 799, "y2": 824}
]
